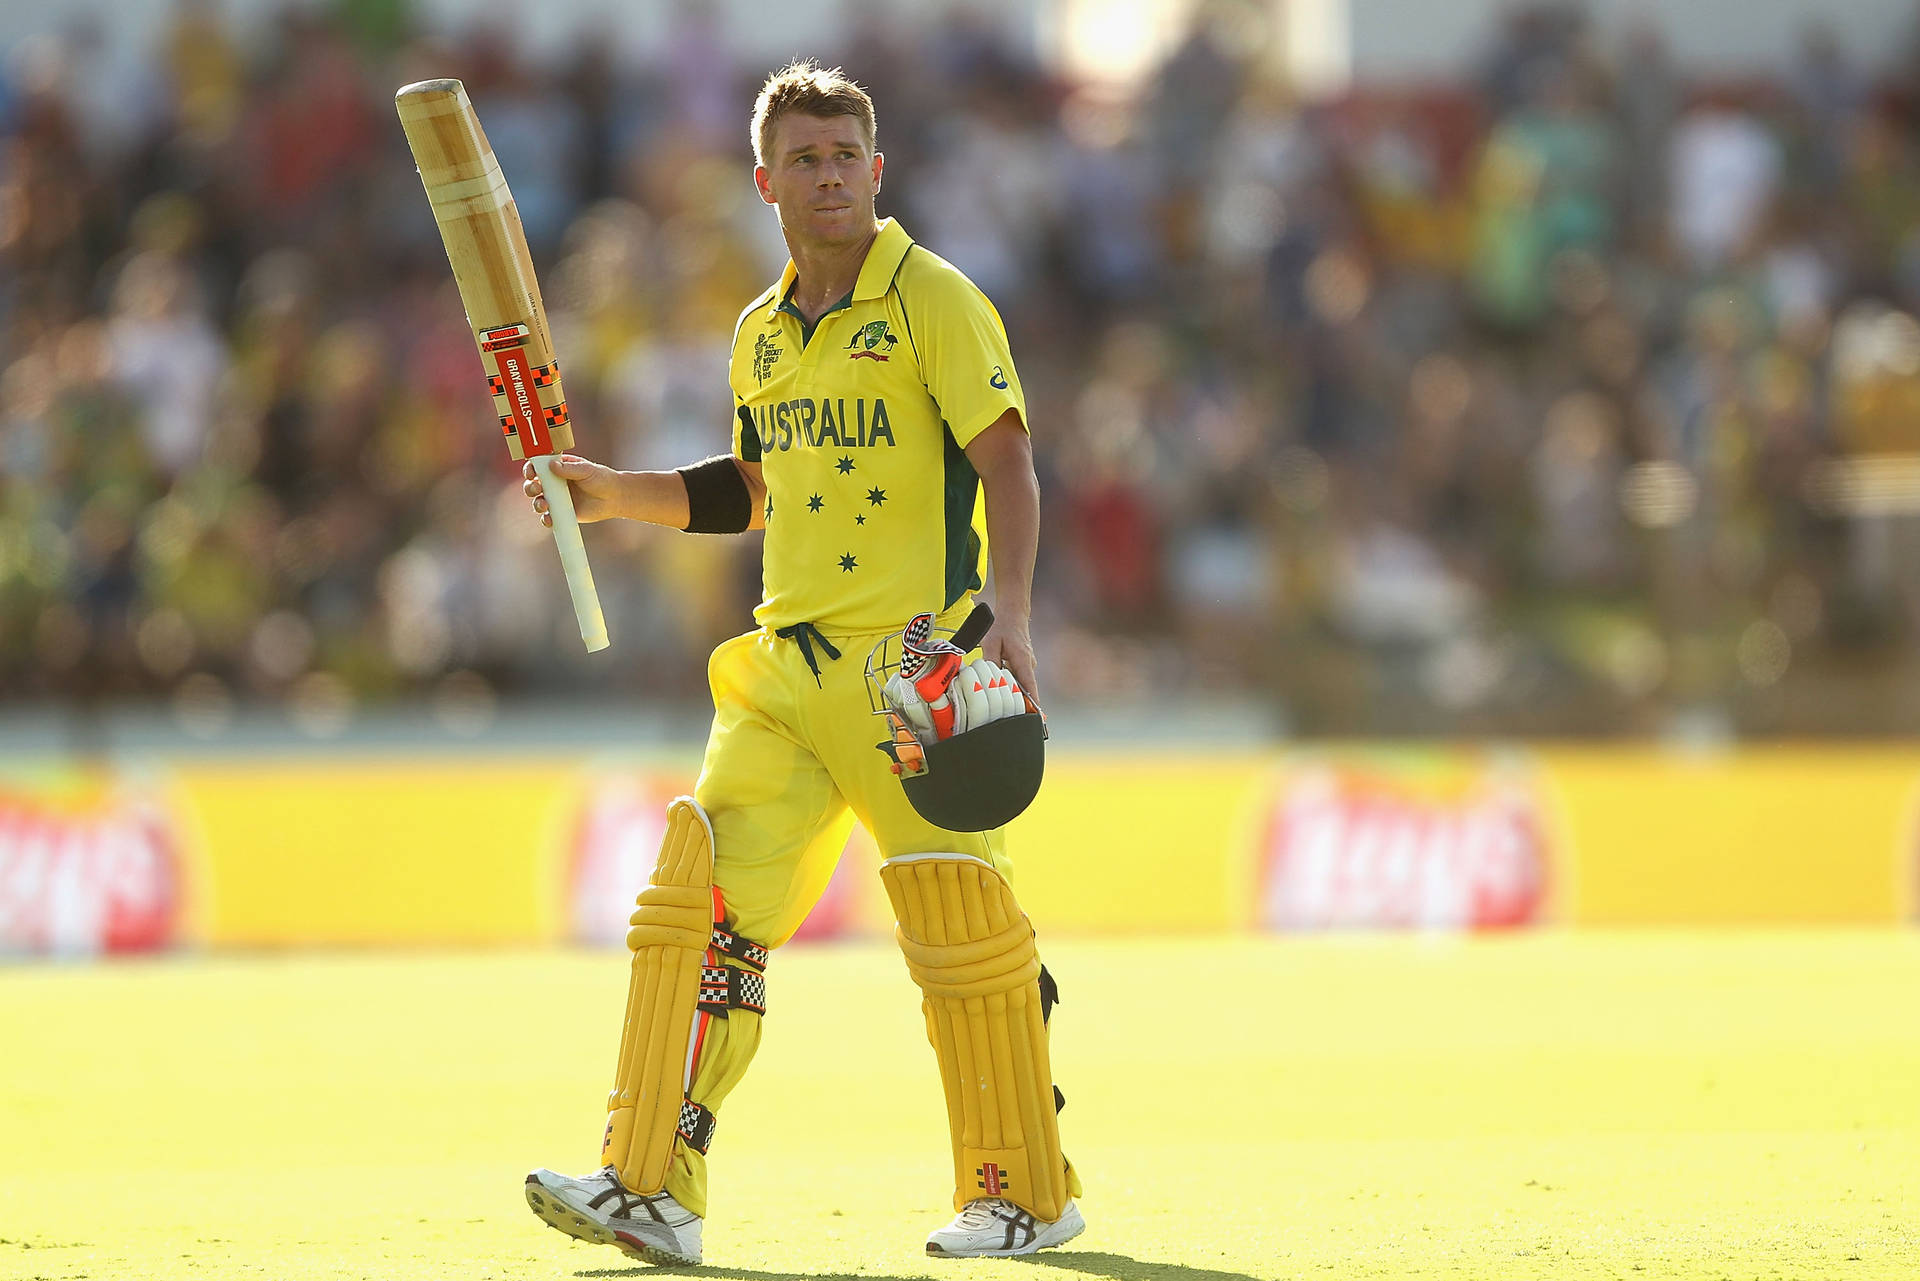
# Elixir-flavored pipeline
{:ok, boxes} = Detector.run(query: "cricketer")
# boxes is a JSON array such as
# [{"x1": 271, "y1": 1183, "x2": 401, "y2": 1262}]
[{"x1": 518, "y1": 61, "x2": 1083, "y2": 1263}]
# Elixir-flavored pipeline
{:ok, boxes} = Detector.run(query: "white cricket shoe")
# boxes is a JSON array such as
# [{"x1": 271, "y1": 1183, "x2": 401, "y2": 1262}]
[
  {"x1": 524, "y1": 1166, "x2": 703, "y2": 1266},
  {"x1": 925, "y1": 1197, "x2": 1085, "y2": 1257}
]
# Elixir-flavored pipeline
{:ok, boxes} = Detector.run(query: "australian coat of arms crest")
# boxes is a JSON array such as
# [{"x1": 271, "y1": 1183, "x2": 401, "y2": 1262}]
[{"x1": 846, "y1": 320, "x2": 897, "y2": 361}]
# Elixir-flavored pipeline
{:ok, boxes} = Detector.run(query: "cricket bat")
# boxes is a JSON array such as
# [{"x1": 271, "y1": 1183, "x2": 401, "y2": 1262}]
[{"x1": 394, "y1": 78, "x2": 609, "y2": 653}]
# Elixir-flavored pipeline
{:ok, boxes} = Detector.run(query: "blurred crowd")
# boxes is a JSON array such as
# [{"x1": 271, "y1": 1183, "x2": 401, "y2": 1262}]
[{"x1": 11, "y1": 0, "x2": 1920, "y2": 735}]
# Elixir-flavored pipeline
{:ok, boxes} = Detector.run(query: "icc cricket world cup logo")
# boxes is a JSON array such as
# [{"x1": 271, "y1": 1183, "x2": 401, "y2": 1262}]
[{"x1": 754, "y1": 332, "x2": 783, "y2": 386}]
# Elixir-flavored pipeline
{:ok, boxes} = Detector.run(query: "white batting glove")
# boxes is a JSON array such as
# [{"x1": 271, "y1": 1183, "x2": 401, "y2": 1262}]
[
  {"x1": 953, "y1": 662, "x2": 984, "y2": 733},
  {"x1": 883, "y1": 672, "x2": 938, "y2": 744},
  {"x1": 888, "y1": 659, "x2": 1027, "y2": 748},
  {"x1": 988, "y1": 663, "x2": 1024, "y2": 719}
]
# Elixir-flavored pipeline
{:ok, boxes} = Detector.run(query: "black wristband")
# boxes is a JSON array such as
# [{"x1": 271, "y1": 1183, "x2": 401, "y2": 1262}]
[{"x1": 677, "y1": 455, "x2": 753, "y2": 534}]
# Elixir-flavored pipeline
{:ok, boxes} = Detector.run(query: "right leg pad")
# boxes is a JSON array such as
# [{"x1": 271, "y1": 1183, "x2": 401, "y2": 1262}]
[{"x1": 603, "y1": 798, "x2": 767, "y2": 1193}]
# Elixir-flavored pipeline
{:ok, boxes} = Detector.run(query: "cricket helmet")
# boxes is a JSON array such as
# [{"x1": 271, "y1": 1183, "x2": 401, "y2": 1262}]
[
  {"x1": 866, "y1": 603, "x2": 1048, "y2": 833},
  {"x1": 897, "y1": 710, "x2": 1047, "y2": 832}
]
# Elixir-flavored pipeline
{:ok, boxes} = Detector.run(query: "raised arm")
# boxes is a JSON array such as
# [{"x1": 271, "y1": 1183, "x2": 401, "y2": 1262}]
[{"x1": 523, "y1": 456, "x2": 767, "y2": 533}]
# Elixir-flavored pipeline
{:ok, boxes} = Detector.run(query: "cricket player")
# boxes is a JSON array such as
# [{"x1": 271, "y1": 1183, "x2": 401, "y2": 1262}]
[{"x1": 519, "y1": 62, "x2": 1082, "y2": 1263}]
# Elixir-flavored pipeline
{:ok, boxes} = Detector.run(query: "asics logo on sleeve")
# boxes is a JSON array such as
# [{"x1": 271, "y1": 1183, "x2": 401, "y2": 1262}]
[{"x1": 989, "y1": 366, "x2": 1008, "y2": 389}]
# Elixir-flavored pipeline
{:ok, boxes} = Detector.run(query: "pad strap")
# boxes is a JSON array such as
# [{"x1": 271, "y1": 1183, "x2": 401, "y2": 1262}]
[
  {"x1": 699, "y1": 963, "x2": 768, "y2": 1017},
  {"x1": 710, "y1": 924, "x2": 770, "y2": 971},
  {"x1": 677, "y1": 1098, "x2": 717, "y2": 1154}
]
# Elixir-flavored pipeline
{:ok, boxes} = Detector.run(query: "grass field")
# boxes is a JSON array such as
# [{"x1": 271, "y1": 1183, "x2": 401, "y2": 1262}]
[{"x1": 3, "y1": 933, "x2": 1917, "y2": 1280}]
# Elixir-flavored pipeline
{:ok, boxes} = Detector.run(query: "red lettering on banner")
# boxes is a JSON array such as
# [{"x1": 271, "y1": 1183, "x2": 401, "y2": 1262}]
[
  {"x1": 568, "y1": 777, "x2": 864, "y2": 944},
  {"x1": 493, "y1": 348, "x2": 552, "y2": 454},
  {"x1": 1259, "y1": 765, "x2": 1549, "y2": 931},
  {"x1": 0, "y1": 791, "x2": 181, "y2": 954}
]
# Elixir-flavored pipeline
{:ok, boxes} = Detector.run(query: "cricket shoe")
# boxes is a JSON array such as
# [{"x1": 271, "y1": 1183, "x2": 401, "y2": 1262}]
[
  {"x1": 925, "y1": 1197, "x2": 1085, "y2": 1258},
  {"x1": 524, "y1": 1166, "x2": 702, "y2": 1266}
]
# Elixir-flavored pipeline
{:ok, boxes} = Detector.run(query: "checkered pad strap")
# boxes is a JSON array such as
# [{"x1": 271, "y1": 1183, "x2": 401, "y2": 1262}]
[
  {"x1": 709, "y1": 924, "x2": 769, "y2": 972},
  {"x1": 698, "y1": 964, "x2": 767, "y2": 1017},
  {"x1": 676, "y1": 1097, "x2": 717, "y2": 1154}
]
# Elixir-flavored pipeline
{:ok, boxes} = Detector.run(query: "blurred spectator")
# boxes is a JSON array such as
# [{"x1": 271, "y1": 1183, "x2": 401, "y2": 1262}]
[
  {"x1": 10, "y1": 0, "x2": 1920, "y2": 737},
  {"x1": 107, "y1": 250, "x2": 227, "y2": 479},
  {"x1": 1668, "y1": 96, "x2": 1781, "y2": 272}
]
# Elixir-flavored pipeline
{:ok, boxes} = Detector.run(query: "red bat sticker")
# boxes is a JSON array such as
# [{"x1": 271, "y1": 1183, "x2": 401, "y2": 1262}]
[
  {"x1": 492, "y1": 348, "x2": 552, "y2": 454},
  {"x1": 480, "y1": 324, "x2": 530, "y2": 352}
]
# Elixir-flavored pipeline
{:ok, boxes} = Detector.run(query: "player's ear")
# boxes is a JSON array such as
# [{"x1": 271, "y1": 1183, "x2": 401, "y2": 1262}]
[
  {"x1": 871, "y1": 151, "x2": 883, "y2": 193},
  {"x1": 753, "y1": 165, "x2": 777, "y2": 205}
]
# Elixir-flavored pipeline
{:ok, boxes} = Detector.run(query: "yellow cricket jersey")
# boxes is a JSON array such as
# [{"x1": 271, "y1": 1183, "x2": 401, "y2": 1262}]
[{"x1": 727, "y1": 217, "x2": 1026, "y2": 632}]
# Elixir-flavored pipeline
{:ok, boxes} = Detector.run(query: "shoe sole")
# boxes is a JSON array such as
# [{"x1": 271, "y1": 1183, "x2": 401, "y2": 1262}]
[
  {"x1": 925, "y1": 1210, "x2": 1086, "y2": 1258},
  {"x1": 524, "y1": 1174, "x2": 700, "y2": 1267}
]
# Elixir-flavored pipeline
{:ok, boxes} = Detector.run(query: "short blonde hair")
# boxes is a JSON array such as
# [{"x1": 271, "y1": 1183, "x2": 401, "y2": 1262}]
[{"x1": 751, "y1": 60, "x2": 876, "y2": 167}]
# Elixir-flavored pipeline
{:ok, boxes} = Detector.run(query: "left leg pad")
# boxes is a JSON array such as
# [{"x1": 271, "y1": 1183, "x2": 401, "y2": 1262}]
[{"x1": 881, "y1": 854, "x2": 1078, "y2": 1223}]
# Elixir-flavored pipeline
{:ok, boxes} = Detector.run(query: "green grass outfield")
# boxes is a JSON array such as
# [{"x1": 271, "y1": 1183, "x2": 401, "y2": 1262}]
[{"x1": 3, "y1": 933, "x2": 1917, "y2": 1279}]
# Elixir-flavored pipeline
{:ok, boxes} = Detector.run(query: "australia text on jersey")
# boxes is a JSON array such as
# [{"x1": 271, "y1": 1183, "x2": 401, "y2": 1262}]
[{"x1": 747, "y1": 396, "x2": 899, "y2": 453}]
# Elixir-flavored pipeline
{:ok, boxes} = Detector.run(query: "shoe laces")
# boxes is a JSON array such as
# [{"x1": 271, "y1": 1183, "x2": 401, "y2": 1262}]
[
  {"x1": 956, "y1": 1198, "x2": 1011, "y2": 1229},
  {"x1": 593, "y1": 1166, "x2": 642, "y2": 1200}
]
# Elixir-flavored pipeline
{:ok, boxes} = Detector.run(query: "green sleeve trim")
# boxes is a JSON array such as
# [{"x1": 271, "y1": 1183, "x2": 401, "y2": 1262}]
[
  {"x1": 942, "y1": 422, "x2": 984, "y2": 609},
  {"x1": 892, "y1": 248, "x2": 923, "y2": 367},
  {"x1": 735, "y1": 405, "x2": 761, "y2": 462}
]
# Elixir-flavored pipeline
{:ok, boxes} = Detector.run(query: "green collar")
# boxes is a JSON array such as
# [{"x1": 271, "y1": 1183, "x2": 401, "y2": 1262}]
[
  {"x1": 765, "y1": 217, "x2": 916, "y2": 323},
  {"x1": 776, "y1": 284, "x2": 852, "y2": 344}
]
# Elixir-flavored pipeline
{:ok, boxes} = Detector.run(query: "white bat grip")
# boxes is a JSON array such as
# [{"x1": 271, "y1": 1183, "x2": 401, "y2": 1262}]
[{"x1": 530, "y1": 454, "x2": 610, "y2": 653}]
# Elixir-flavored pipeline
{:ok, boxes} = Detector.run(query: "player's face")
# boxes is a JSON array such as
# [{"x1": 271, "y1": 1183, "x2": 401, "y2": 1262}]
[{"x1": 755, "y1": 113, "x2": 883, "y2": 248}]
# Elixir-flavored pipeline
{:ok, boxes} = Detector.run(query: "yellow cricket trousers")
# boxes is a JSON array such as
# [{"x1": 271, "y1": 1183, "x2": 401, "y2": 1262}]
[{"x1": 660, "y1": 607, "x2": 1009, "y2": 1214}]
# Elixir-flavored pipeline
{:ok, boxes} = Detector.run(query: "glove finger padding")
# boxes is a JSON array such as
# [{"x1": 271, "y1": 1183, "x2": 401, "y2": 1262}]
[
  {"x1": 956, "y1": 662, "x2": 991, "y2": 732},
  {"x1": 985, "y1": 664, "x2": 1021, "y2": 720},
  {"x1": 958, "y1": 660, "x2": 1024, "y2": 725}
]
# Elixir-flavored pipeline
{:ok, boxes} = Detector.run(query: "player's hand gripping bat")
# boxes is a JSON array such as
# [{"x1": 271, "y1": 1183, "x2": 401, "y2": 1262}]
[{"x1": 395, "y1": 78, "x2": 609, "y2": 653}]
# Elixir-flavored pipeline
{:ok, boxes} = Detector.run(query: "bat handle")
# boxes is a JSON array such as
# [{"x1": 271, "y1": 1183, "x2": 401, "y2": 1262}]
[
  {"x1": 951, "y1": 602, "x2": 994, "y2": 652},
  {"x1": 529, "y1": 454, "x2": 610, "y2": 653}
]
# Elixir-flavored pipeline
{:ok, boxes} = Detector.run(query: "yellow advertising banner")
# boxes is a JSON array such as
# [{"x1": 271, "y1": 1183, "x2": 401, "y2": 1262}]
[
  {"x1": 3, "y1": 745, "x2": 1913, "y2": 951},
  {"x1": 1536, "y1": 746, "x2": 1920, "y2": 925},
  {"x1": 166, "y1": 760, "x2": 587, "y2": 946}
]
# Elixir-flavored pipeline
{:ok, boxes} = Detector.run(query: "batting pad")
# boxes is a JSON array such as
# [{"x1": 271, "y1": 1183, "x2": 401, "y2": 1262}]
[
  {"x1": 881, "y1": 853, "x2": 1080, "y2": 1223},
  {"x1": 603, "y1": 797, "x2": 739, "y2": 1200}
]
